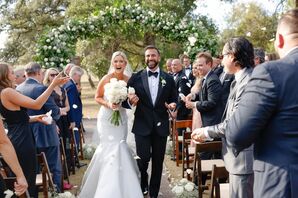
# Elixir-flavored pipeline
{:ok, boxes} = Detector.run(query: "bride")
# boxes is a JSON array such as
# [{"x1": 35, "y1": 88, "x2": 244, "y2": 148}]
[{"x1": 79, "y1": 51, "x2": 143, "y2": 198}]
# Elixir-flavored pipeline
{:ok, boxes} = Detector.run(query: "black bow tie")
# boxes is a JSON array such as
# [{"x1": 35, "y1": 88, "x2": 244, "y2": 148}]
[
  {"x1": 148, "y1": 71, "x2": 158, "y2": 78},
  {"x1": 185, "y1": 67, "x2": 191, "y2": 70}
]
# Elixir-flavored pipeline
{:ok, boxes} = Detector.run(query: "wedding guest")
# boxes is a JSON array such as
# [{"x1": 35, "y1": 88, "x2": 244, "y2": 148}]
[
  {"x1": 192, "y1": 37, "x2": 254, "y2": 198},
  {"x1": 181, "y1": 54, "x2": 195, "y2": 85},
  {"x1": 253, "y1": 47, "x2": 265, "y2": 66},
  {"x1": 225, "y1": 9, "x2": 298, "y2": 197},
  {"x1": 43, "y1": 68, "x2": 72, "y2": 190},
  {"x1": 265, "y1": 52, "x2": 279, "y2": 61},
  {"x1": 63, "y1": 66, "x2": 83, "y2": 151},
  {"x1": 0, "y1": 119, "x2": 28, "y2": 197},
  {"x1": 165, "y1": 58, "x2": 173, "y2": 75},
  {"x1": 0, "y1": 62, "x2": 68, "y2": 196},
  {"x1": 189, "y1": 60, "x2": 202, "y2": 130},
  {"x1": 17, "y1": 62, "x2": 66, "y2": 193},
  {"x1": 14, "y1": 67, "x2": 26, "y2": 86},
  {"x1": 79, "y1": 51, "x2": 143, "y2": 197}
]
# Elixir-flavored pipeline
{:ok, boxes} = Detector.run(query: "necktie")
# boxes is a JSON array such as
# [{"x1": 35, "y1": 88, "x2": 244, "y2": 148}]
[{"x1": 148, "y1": 71, "x2": 158, "y2": 78}]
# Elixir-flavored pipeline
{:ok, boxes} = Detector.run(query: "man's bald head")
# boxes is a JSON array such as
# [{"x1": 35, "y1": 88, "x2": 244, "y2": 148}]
[{"x1": 275, "y1": 9, "x2": 298, "y2": 58}]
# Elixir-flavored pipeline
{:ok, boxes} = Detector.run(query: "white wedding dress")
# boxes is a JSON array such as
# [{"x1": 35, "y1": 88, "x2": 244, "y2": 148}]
[{"x1": 79, "y1": 93, "x2": 143, "y2": 198}]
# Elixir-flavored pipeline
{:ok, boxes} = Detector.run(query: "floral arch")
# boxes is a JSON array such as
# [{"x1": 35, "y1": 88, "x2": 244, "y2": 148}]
[{"x1": 35, "y1": 4, "x2": 218, "y2": 68}]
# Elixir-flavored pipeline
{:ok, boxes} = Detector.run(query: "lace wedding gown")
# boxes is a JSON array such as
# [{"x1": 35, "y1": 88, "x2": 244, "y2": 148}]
[{"x1": 79, "y1": 94, "x2": 143, "y2": 198}]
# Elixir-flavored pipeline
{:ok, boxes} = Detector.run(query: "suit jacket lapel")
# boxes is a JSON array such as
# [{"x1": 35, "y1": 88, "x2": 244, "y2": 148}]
[
  {"x1": 141, "y1": 70, "x2": 153, "y2": 105},
  {"x1": 155, "y1": 71, "x2": 165, "y2": 106}
]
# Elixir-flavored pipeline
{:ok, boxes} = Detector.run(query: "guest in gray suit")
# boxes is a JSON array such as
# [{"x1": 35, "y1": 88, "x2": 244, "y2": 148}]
[
  {"x1": 192, "y1": 37, "x2": 254, "y2": 198},
  {"x1": 225, "y1": 9, "x2": 298, "y2": 197}
]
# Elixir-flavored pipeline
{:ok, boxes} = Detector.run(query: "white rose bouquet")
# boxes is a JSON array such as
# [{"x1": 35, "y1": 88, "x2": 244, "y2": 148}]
[
  {"x1": 104, "y1": 78, "x2": 135, "y2": 126},
  {"x1": 171, "y1": 178, "x2": 198, "y2": 198}
]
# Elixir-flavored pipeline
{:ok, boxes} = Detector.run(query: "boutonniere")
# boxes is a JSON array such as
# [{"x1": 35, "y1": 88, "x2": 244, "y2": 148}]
[{"x1": 160, "y1": 77, "x2": 166, "y2": 87}]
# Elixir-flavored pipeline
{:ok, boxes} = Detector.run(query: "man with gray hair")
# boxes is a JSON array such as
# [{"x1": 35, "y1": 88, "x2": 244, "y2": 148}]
[
  {"x1": 253, "y1": 47, "x2": 265, "y2": 66},
  {"x1": 64, "y1": 66, "x2": 84, "y2": 158},
  {"x1": 17, "y1": 62, "x2": 63, "y2": 192}
]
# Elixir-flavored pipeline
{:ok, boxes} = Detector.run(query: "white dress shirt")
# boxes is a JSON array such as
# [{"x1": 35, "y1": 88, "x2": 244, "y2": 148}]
[{"x1": 146, "y1": 67, "x2": 160, "y2": 105}]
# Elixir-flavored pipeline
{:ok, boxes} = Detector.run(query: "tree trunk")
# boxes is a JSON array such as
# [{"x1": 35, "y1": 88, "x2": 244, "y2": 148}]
[
  {"x1": 144, "y1": 32, "x2": 156, "y2": 46},
  {"x1": 86, "y1": 69, "x2": 95, "y2": 89},
  {"x1": 296, "y1": 0, "x2": 298, "y2": 8}
]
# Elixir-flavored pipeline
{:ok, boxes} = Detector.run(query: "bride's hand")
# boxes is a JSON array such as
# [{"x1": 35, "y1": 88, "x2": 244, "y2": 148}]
[
  {"x1": 108, "y1": 102, "x2": 120, "y2": 110},
  {"x1": 128, "y1": 93, "x2": 139, "y2": 106}
]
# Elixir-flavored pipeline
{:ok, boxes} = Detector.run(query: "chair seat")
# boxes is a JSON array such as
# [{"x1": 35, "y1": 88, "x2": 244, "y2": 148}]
[
  {"x1": 201, "y1": 159, "x2": 225, "y2": 172},
  {"x1": 220, "y1": 183, "x2": 229, "y2": 198}
]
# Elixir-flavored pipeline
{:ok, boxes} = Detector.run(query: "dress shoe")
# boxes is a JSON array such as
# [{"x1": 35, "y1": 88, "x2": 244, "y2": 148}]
[
  {"x1": 142, "y1": 187, "x2": 148, "y2": 195},
  {"x1": 76, "y1": 162, "x2": 87, "y2": 168}
]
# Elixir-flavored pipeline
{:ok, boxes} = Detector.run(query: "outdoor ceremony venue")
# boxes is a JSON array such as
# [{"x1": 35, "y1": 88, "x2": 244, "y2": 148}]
[{"x1": 1, "y1": 0, "x2": 298, "y2": 197}]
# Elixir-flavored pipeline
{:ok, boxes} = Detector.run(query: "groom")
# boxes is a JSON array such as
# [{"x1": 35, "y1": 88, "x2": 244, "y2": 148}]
[{"x1": 126, "y1": 45, "x2": 177, "y2": 198}]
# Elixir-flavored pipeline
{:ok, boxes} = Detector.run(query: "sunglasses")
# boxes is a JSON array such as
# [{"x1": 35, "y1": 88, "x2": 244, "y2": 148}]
[{"x1": 50, "y1": 73, "x2": 58, "y2": 77}]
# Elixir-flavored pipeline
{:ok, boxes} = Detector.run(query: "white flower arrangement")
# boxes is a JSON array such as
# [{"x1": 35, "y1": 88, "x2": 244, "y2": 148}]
[
  {"x1": 104, "y1": 78, "x2": 135, "y2": 126},
  {"x1": 83, "y1": 143, "x2": 98, "y2": 160},
  {"x1": 35, "y1": 3, "x2": 218, "y2": 69},
  {"x1": 171, "y1": 178, "x2": 198, "y2": 198}
]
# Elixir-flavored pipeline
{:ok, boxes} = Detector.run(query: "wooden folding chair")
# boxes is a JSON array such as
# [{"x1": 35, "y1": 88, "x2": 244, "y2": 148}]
[
  {"x1": 192, "y1": 141, "x2": 225, "y2": 198},
  {"x1": 173, "y1": 120, "x2": 192, "y2": 166},
  {"x1": 181, "y1": 131, "x2": 195, "y2": 180},
  {"x1": 60, "y1": 137, "x2": 70, "y2": 192},
  {"x1": 79, "y1": 124, "x2": 85, "y2": 160},
  {"x1": 36, "y1": 152, "x2": 54, "y2": 198},
  {"x1": 209, "y1": 165, "x2": 229, "y2": 198},
  {"x1": 0, "y1": 156, "x2": 30, "y2": 198}
]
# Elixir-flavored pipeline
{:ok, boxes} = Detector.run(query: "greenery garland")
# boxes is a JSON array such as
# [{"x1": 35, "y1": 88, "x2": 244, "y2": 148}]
[{"x1": 35, "y1": 3, "x2": 218, "y2": 68}]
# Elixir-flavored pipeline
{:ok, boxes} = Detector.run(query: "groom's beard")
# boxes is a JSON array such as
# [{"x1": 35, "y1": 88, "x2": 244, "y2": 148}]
[{"x1": 146, "y1": 60, "x2": 159, "y2": 70}]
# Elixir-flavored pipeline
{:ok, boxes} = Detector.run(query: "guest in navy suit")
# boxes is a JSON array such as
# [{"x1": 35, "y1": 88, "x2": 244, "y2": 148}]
[
  {"x1": 17, "y1": 63, "x2": 63, "y2": 192},
  {"x1": 225, "y1": 9, "x2": 298, "y2": 197},
  {"x1": 63, "y1": 66, "x2": 84, "y2": 150}
]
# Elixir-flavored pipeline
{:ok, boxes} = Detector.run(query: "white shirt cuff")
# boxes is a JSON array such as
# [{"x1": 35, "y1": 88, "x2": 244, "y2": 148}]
[{"x1": 203, "y1": 127, "x2": 214, "y2": 141}]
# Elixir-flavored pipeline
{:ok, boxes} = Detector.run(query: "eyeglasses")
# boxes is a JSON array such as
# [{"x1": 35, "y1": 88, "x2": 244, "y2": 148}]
[{"x1": 50, "y1": 73, "x2": 58, "y2": 77}]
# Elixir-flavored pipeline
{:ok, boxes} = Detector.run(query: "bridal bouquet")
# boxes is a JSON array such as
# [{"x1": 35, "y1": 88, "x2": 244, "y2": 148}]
[
  {"x1": 104, "y1": 78, "x2": 135, "y2": 126},
  {"x1": 171, "y1": 178, "x2": 198, "y2": 198}
]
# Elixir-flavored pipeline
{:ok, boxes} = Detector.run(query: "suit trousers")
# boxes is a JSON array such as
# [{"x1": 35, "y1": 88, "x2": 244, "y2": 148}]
[
  {"x1": 229, "y1": 173, "x2": 253, "y2": 198},
  {"x1": 135, "y1": 133, "x2": 167, "y2": 197},
  {"x1": 38, "y1": 146, "x2": 62, "y2": 192}
]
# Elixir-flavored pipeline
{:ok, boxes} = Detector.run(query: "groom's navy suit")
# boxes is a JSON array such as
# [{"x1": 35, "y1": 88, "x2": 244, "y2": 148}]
[{"x1": 126, "y1": 68, "x2": 177, "y2": 197}]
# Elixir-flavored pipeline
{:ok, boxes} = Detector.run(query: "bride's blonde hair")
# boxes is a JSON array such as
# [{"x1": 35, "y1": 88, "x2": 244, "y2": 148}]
[{"x1": 108, "y1": 51, "x2": 132, "y2": 77}]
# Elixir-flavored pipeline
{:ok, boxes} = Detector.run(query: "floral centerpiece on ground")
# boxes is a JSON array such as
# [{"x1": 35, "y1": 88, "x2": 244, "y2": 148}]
[
  {"x1": 104, "y1": 78, "x2": 135, "y2": 126},
  {"x1": 82, "y1": 143, "x2": 97, "y2": 160},
  {"x1": 171, "y1": 178, "x2": 198, "y2": 198}
]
